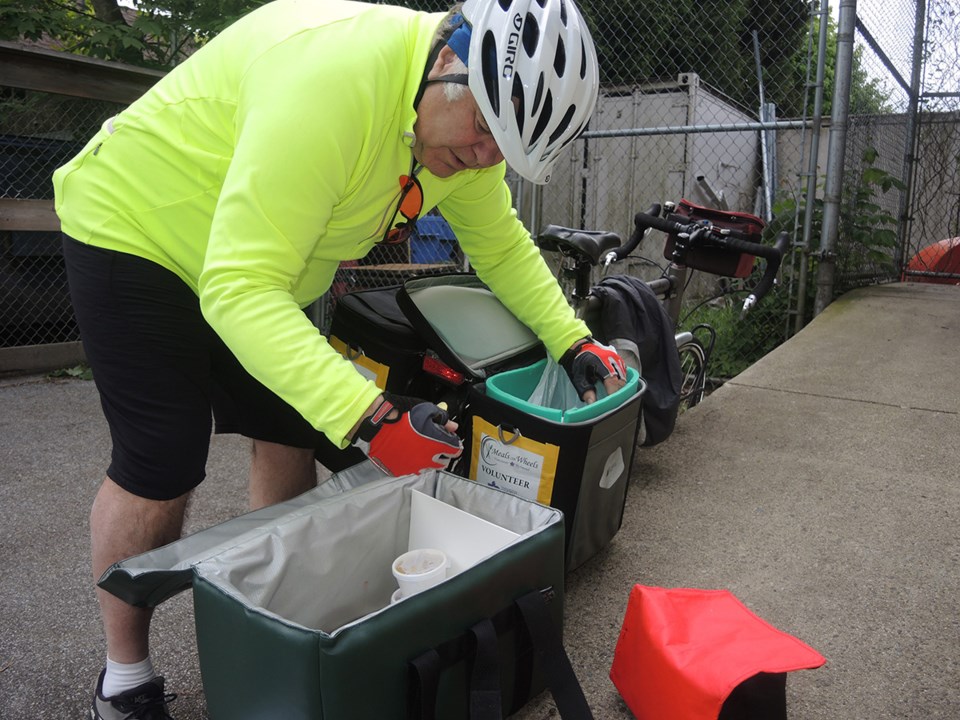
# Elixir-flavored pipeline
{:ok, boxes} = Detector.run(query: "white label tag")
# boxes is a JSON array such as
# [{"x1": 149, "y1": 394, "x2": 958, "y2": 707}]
[{"x1": 599, "y1": 447, "x2": 625, "y2": 489}]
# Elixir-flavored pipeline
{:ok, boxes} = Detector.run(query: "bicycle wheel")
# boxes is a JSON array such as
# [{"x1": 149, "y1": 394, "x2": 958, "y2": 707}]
[{"x1": 677, "y1": 338, "x2": 707, "y2": 410}]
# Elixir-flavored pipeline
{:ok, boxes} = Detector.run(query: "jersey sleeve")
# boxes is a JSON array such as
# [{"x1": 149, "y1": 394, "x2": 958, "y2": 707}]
[{"x1": 197, "y1": 35, "x2": 382, "y2": 447}]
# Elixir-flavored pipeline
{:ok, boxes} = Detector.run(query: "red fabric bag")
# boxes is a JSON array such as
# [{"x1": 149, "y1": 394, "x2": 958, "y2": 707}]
[{"x1": 609, "y1": 585, "x2": 826, "y2": 720}]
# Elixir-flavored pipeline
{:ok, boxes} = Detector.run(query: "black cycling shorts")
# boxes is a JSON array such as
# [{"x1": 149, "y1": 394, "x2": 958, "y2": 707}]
[{"x1": 62, "y1": 236, "x2": 323, "y2": 500}]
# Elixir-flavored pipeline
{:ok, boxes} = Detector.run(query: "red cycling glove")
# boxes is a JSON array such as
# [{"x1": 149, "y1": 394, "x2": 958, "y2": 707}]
[
  {"x1": 560, "y1": 339, "x2": 628, "y2": 399},
  {"x1": 353, "y1": 393, "x2": 463, "y2": 477}
]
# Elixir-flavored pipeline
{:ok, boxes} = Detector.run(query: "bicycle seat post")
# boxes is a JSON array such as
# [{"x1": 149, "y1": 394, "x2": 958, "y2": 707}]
[{"x1": 571, "y1": 257, "x2": 594, "y2": 307}]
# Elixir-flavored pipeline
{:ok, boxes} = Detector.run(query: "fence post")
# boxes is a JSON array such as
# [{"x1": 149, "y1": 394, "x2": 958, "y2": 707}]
[
  {"x1": 795, "y1": 0, "x2": 832, "y2": 333},
  {"x1": 814, "y1": 0, "x2": 857, "y2": 317},
  {"x1": 896, "y1": 0, "x2": 927, "y2": 270}
]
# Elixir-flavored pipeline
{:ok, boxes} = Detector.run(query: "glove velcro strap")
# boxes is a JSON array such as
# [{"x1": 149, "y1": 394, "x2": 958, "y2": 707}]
[
  {"x1": 559, "y1": 337, "x2": 593, "y2": 372},
  {"x1": 355, "y1": 398, "x2": 396, "y2": 443},
  {"x1": 355, "y1": 392, "x2": 427, "y2": 444}
]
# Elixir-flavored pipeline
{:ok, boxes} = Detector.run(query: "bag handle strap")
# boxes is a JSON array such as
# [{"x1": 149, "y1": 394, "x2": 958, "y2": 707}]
[
  {"x1": 515, "y1": 589, "x2": 594, "y2": 720},
  {"x1": 407, "y1": 588, "x2": 593, "y2": 720},
  {"x1": 408, "y1": 648, "x2": 441, "y2": 720},
  {"x1": 469, "y1": 618, "x2": 503, "y2": 720}
]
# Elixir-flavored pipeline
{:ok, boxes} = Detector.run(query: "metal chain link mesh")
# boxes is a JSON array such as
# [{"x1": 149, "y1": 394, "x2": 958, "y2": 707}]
[
  {"x1": 1, "y1": 88, "x2": 123, "y2": 348},
  {"x1": 531, "y1": 0, "x2": 957, "y2": 383},
  {"x1": 534, "y1": 0, "x2": 816, "y2": 383},
  {"x1": 901, "y1": 0, "x2": 960, "y2": 282}
]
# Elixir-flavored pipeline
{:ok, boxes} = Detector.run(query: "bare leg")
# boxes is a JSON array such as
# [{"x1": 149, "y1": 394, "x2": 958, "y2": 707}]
[
  {"x1": 91, "y1": 442, "x2": 314, "y2": 663},
  {"x1": 248, "y1": 440, "x2": 317, "y2": 510},
  {"x1": 90, "y1": 477, "x2": 190, "y2": 664}
]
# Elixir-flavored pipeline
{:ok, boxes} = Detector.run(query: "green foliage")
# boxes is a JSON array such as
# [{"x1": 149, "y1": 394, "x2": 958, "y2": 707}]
[
  {"x1": 847, "y1": 47, "x2": 895, "y2": 115},
  {"x1": 0, "y1": 0, "x2": 269, "y2": 69},
  {"x1": 580, "y1": 0, "x2": 811, "y2": 113},
  {"x1": 784, "y1": 14, "x2": 894, "y2": 116},
  {"x1": 48, "y1": 363, "x2": 94, "y2": 381},
  {"x1": 834, "y1": 146, "x2": 906, "y2": 275},
  {"x1": 773, "y1": 146, "x2": 905, "y2": 271},
  {"x1": 767, "y1": 145, "x2": 905, "y2": 307},
  {"x1": 679, "y1": 285, "x2": 789, "y2": 380}
]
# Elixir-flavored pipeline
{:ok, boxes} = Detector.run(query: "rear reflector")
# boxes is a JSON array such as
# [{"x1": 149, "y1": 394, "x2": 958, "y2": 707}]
[{"x1": 422, "y1": 354, "x2": 465, "y2": 385}]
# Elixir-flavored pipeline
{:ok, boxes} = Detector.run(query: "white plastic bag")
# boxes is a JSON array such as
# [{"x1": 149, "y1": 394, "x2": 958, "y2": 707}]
[{"x1": 527, "y1": 355, "x2": 609, "y2": 411}]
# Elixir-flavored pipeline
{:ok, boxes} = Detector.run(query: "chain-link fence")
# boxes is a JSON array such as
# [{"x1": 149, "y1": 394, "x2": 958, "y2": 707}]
[
  {"x1": 898, "y1": 0, "x2": 960, "y2": 282},
  {"x1": 829, "y1": 0, "x2": 958, "y2": 303},
  {"x1": 531, "y1": 0, "x2": 817, "y2": 381},
  {"x1": 0, "y1": 86, "x2": 123, "y2": 348},
  {"x1": 530, "y1": 0, "x2": 958, "y2": 381},
  {"x1": 2, "y1": 0, "x2": 957, "y2": 381}
]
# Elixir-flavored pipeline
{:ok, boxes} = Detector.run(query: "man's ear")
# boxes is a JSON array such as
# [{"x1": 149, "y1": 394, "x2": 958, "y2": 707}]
[{"x1": 427, "y1": 45, "x2": 461, "y2": 80}]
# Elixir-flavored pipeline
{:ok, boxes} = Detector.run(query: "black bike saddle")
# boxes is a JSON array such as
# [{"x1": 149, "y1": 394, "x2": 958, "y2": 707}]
[{"x1": 536, "y1": 225, "x2": 623, "y2": 266}]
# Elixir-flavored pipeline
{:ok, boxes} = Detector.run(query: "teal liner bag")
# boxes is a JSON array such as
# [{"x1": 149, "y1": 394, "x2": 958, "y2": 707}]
[{"x1": 99, "y1": 466, "x2": 584, "y2": 719}]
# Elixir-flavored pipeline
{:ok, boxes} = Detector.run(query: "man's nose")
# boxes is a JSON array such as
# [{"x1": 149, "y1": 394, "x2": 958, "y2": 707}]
[{"x1": 473, "y1": 136, "x2": 503, "y2": 168}]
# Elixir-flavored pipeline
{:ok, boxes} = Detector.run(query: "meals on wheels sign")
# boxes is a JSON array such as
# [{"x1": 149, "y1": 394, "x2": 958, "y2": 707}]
[{"x1": 470, "y1": 417, "x2": 558, "y2": 504}]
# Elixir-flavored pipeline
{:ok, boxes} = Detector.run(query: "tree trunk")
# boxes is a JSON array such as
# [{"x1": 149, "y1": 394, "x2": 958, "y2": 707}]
[{"x1": 90, "y1": 0, "x2": 128, "y2": 26}]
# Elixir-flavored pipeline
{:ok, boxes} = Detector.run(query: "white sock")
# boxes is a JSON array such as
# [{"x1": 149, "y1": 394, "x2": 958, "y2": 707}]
[{"x1": 102, "y1": 656, "x2": 157, "y2": 698}]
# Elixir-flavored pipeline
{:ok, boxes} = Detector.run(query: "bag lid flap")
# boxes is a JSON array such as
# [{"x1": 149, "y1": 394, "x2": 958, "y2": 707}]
[
  {"x1": 97, "y1": 461, "x2": 386, "y2": 608},
  {"x1": 675, "y1": 198, "x2": 766, "y2": 236},
  {"x1": 396, "y1": 273, "x2": 543, "y2": 379}
]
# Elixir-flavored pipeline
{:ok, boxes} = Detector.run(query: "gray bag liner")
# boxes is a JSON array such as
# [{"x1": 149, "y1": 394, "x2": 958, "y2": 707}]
[{"x1": 101, "y1": 463, "x2": 564, "y2": 636}]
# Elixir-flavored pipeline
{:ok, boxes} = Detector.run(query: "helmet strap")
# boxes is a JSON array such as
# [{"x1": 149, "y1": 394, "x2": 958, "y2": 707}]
[
  {"x1": 413, "y1": 41, "x2": 446, "y2": 111},
  {"x1": 425, "y1": 74, "x2": 469, "y2": 87}
]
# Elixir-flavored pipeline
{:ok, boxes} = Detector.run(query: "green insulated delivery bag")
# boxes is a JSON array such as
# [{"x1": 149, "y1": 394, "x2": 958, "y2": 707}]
[{"x1": 98, "y1": 466, "x2": 581, "y2": 719}]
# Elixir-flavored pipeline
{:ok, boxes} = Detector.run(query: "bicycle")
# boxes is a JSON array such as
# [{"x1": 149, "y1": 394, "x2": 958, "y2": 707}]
[{"x1": 536, "y1": 200, "x2": 790, "y2": 410}]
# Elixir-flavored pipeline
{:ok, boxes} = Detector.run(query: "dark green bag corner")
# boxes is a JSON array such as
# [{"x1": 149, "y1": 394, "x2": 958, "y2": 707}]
[{"x1": 99, "y1": 466, "x2": 585, "y2": 719}]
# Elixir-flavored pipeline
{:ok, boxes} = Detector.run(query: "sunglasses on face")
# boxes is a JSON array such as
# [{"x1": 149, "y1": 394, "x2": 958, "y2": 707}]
[{"x1": 381, "y1": 173, "x2": 424, "y2": 245}]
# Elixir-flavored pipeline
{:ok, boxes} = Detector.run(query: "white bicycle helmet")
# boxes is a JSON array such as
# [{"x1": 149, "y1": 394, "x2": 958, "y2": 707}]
[{"x1": 454, "y1": 0, "x2": 599, "y2": 184}]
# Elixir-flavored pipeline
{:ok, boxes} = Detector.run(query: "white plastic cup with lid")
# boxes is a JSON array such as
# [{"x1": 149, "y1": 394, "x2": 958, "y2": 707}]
[{"x1": 391, "y1": 547, "x2": 449, "y2": 601}]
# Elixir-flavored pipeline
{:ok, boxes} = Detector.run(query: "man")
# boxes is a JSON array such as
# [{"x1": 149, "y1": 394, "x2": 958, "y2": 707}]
[{"x1": 54, "y1": 0, "x2": 625, "y2": 717}]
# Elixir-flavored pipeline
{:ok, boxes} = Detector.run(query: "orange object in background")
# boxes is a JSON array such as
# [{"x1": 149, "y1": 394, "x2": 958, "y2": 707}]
[{"x1": 903, "y1": 237, "x2": 960, "y2": 284}]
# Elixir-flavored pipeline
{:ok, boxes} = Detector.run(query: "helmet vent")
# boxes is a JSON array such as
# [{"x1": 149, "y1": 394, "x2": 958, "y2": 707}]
[
  {"x1": 548, "y1": 103, "x2": 577, "y2": 147},
  {"x1": 481, "y1": 31, "x2": 501, "y2": 117},
  {"x1": 533, "y1": 75, "x2": 545, "y2": 114},
  {"x1": 498, "y1": 0, "x2": 511, "y2": 11},
  {"x1": 559, "y1": 0, "x2": 568, "y2": 26},
  {"x1": 579, "y1": 39, "x2": 588, "y2": 79},
  {"x1": 535, "y1": 0, "x2": 547, "y2": 7},
  {"x1": 554, "y1": 39, "x2": 566, "y2": 77},
  {"x1": 514, "y1": 75, "x2": 526, "y2": 134},
  {"x1": 523, "y1": 14, "x2": 540, "y2": 57},
  {"x1": 530, "y1": 90, "x2": 553, "y2": 147}
]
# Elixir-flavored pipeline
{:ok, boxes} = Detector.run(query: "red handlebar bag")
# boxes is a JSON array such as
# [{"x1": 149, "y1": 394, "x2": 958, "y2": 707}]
[
  {"x1": 610, "y1": 585, "x2": 825, "y2": 720},
  {"x1": 663, "y1": 199, "x2": 765, "y2": 278}
]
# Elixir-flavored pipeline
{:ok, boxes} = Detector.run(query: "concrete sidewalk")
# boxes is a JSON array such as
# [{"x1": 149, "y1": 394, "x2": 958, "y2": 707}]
[{"x1": 2, "y1": 282, "x2": 958, "y2": 718}]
